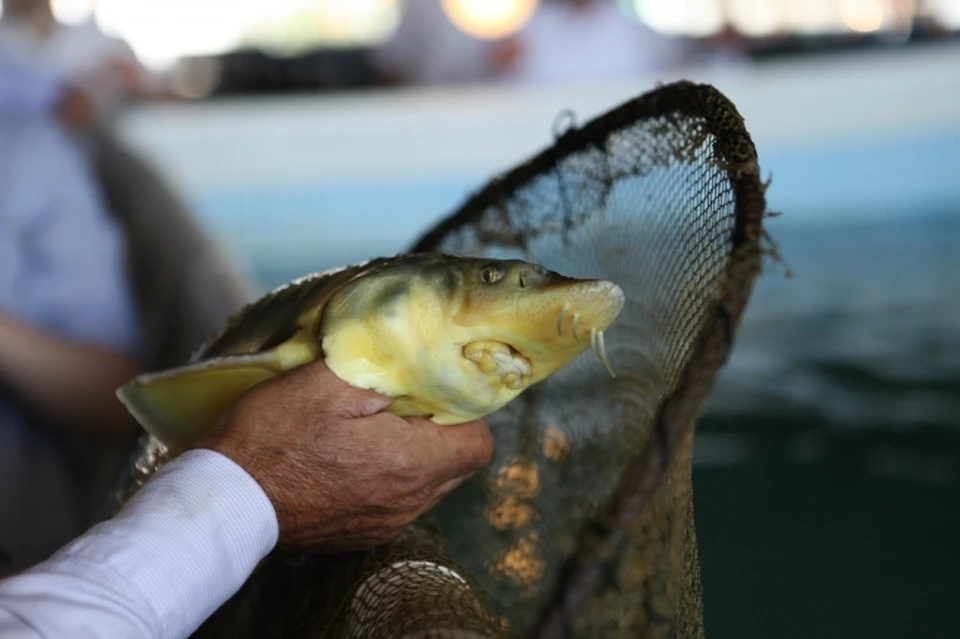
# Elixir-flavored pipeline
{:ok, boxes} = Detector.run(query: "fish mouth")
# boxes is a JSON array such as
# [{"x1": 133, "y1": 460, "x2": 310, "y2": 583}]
[{"x1": 463, "y1": 340, "x2": 533, "y2": 390}]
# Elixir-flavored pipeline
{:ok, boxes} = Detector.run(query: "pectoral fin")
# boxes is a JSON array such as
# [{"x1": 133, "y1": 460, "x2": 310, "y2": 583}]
[{"x1": 117, "y1": 354, "x2": 283, "y2": 453}]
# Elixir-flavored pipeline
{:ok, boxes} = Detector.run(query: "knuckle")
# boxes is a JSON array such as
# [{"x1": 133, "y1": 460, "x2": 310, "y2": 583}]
[
  {"x1": 394, "y1": 509, "x2": 421, "y2": 531},
  {"x1": 374, "y1": 519, "x2": 407, "y2": 545},
  {"x1": 367, "y1": 528, "x2": 391, "y2": 546},
  {"x1": 409, "y1": 485, "x2": 435, "y2": 509},
  {"x1": 388, "y1": 448, "x2": 423, "y2": 482},
  {"x1": 379, "y1": 529, "x2": 402, "y2": 545},
  {"x1": 386, "y1": 447, "x2": 410, "y2": 472},
  {"x1": 457, "y1": 423, "x2": 495, "y2": 470}
]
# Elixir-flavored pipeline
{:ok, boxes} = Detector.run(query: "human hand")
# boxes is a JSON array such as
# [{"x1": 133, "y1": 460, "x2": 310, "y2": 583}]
[
  {"x1": 195, "y1": 360, "x2": 495, "y2": 551},
  {"x1": 55, "y1": 85, "x2": 99, "y2": 130}
]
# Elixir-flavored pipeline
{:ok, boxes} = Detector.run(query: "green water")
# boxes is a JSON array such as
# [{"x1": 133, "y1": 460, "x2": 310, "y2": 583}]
[
  {"x1": 695, "y1": 416, "x2": 959, "y2": 638},
  {"x1": 691, "y1": 213, "x2": 959, "y2": 637}
]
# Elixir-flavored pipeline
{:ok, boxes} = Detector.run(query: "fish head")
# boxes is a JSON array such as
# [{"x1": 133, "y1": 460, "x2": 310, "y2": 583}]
[
  {"x1": 320, "y1": 254, "x2": 624, "y2": 424},
  {"x1": 451, "y1": 258, "x2": 624, "y2": 385}
]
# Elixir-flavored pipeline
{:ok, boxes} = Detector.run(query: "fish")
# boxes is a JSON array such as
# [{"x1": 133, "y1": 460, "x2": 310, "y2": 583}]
[{"x1": 116, "y1": 253, "x2": 624, "y2": 453}]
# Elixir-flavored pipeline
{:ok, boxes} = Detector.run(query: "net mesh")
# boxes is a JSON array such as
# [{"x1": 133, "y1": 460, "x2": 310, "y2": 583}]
[{"x1": 117, "y1": 80, "x2": 768, "y2": 638}]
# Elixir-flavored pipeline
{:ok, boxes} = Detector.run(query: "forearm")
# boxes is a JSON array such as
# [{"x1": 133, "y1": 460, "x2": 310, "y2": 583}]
[
  {"x1": 0, "y1": 312, "x2": 138, "y2": 434},
  {"x1": 0, "y1": 449, "x2": 279, "y2": 639}
]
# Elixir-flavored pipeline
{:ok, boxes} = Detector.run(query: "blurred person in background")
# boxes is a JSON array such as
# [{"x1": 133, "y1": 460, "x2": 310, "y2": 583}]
[
  {"x1": 499, "y1": 0, "x2": 690, "y2": 85},
  {"x1": 0, "y1": 45, "x2": 142, "y2": 573},
  {"x1": 0, "y1": 0, "x2": 166, "y2": 129},
  {"x1": 368, "y1": 0, "x2": 512, "y2": 86}
]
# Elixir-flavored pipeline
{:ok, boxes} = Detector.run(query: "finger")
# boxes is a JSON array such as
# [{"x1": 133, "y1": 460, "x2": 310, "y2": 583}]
[
  {"x1": 413, "y1": 418, "x2": 495, "y2": 485},
  {"x1": 422, "y1": 474, "x2": 475, "y2": 514},
  {"x1": 331, "y1": 384, "x2": 395, "y2": 419}
]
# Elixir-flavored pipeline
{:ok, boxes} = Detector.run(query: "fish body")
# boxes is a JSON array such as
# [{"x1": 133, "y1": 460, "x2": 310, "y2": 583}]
[{"x1": 117, "y1": 253, "x2": 624, "y2": 452}]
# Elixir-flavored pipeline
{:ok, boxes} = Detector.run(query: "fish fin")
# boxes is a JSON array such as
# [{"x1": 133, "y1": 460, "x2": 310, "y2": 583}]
[{"x1": 116, "y1": 354, "x2": 282, "y2": 453}]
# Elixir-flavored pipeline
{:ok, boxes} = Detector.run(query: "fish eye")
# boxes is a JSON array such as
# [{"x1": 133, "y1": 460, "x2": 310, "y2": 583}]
[{"x1": 480, "y1": 265, "x2": 504, "y2": 284}]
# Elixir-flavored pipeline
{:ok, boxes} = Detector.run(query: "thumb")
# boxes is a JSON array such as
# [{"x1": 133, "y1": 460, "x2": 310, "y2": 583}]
[
  {"x1": 294, "y1": 359, "x2": 395, "y2": 418},
  {"x1": 420, "y1": 418, "x2": 495, "y2": 484},
  {"x1": 335, "y1": 383, "x2": 395, "y2": 419}
]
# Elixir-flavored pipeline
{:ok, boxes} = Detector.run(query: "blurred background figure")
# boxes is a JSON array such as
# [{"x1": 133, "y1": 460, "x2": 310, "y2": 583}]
[
  {"x1": 0, "y1": 0, "x2": 171, "y2": 575},
  {"x1": 0, "y1": 37, "x2": 248, "y2": 577},
  {"x1": 0, "y1": 0, "x2": 167, "y2": 129},
  {"x1": 0, "y1": 0, "x2": 958, "y2": 634},
  {"x1": 0, "y1": 104, "x2": 141, "y2": 572},
  {"x1": 499, "y1": 0, "x2": 689, "y2": 85},
  {"x1": 368, "y1": 0, "x2": 509, "y2": 85}
]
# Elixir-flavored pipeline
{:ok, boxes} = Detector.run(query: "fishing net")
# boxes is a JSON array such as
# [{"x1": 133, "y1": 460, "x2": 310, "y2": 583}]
[{"x1": 119, "y1": 80, "x2": 769, "y2": 638}]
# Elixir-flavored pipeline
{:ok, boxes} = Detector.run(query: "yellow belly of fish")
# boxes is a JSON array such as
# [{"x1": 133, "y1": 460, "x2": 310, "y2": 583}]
[
  {"x1": 327, "y1": 348, "x2": 523, "y2": 425},
  {"x1": 323, "y1": 322, "x2": 527, "y2": 425},
  {"x1": 386, "y1": 395, "x2": 492, "y2": 425}
]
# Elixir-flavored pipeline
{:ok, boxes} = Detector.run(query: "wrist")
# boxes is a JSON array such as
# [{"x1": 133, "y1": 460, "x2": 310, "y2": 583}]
[
  {"x1": 146, "y1": 448, "x2": 281, "y2": 551},
  {"x1": 64, "y1": 449, "x2": 282, "y2": 637},
  {"x1": 192, "y1": 423, "x2": 283, "y2": 529}
]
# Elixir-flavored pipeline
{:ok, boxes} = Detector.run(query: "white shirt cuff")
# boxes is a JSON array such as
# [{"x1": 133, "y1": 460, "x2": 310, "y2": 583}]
[{"x1": 0, "y1": 448, "x2": 279, "y2": 639}]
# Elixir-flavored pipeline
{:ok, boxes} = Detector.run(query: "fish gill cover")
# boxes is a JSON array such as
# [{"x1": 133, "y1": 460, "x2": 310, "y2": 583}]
[{"x1": 132, "y1": 80, "x2": 771, "y2": 638}]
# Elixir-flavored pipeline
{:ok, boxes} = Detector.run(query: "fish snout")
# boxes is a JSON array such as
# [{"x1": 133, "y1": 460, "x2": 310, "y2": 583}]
[
  {"x1": 591, "y1": 280, "x2": 625, "y2": 311},
  {"x1": 554, "y1": 280, "x2": 624, "y2": 341},
  {"x1": 581, "y1": 281, "x2": 622, "y2": 378},
  {"x1": 578, "y1": 280, "x2": 625, "y2": 329}
]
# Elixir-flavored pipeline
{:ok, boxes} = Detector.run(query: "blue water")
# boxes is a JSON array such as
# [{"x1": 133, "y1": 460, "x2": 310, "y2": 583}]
[
  {"x1": 757, "y1": 130, "x2": 960, "y2": 223},
  {"x1": 186, "y1": 129, "x2": 960, "y2": 294}
]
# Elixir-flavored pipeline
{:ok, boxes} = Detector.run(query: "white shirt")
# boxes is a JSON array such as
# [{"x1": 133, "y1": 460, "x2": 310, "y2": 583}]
[{"x1": 0, "y1": 449, "x2": 279, "y2": 639}]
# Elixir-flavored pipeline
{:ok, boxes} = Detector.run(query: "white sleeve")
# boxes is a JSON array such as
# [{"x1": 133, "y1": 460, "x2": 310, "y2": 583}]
[{"x1": 0, "y1": 449, "x2": 279, "y2": 639}]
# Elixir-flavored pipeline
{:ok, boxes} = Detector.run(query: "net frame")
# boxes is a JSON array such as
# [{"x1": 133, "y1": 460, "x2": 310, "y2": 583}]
[{"x1": 413, "y1": 80, "x2": 767, "y2": 639}]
